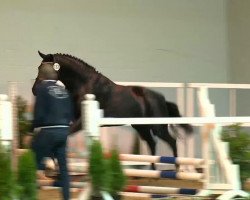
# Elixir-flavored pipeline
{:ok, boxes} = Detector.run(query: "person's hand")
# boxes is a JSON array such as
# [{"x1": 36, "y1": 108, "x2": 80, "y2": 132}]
[
  {"x1": 56, "y1": 80, "x2": 65, "y2": 88},
  {"x1": 34, "y1": 127, "x2": 41, "y2": 134}
]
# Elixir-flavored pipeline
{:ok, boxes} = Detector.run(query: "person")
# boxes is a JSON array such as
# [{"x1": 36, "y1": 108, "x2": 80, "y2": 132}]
[{"x1": 31, "y1": 62, "x2": 73, "y2": 200}]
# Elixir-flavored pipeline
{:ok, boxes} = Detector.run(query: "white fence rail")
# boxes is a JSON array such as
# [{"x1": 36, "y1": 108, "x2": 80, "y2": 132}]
[
  {"x1": 81, "y1": 91, "x2": 249, "y2": 198},
  {"x1": 187, "y1": 83, "x2": 250, "y2": 117},
  {"x1": 100, "y1": 116, "x2": 250, "y2": 126}
]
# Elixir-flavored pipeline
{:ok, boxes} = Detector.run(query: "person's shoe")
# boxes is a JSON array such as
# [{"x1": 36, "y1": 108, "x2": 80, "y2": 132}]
[{"x1": 44, "y1": 157, "x2": 57, "y2": 170}]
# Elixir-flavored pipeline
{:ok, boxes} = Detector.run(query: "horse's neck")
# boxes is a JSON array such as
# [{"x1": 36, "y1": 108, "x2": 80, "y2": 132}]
[
  {"x1": 59, "y1": 67, "x2": 115, "y2": 100},
  {"x1": 87, "y1": 74, "x2": 115, "y2": 95}
]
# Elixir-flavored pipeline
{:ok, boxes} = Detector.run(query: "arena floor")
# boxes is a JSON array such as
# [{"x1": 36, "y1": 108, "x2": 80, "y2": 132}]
[{"x1": 39, "y1": 189, "x2": 80, "y2": 200}]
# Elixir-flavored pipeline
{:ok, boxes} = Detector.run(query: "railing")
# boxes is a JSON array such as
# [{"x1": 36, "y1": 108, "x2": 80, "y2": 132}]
[
  {"x1": 187, "y1": 83, "x2": 250, "y2": 117},
  {"x1": 81, "y1": 92, "x2": 249, "y2": 197}
]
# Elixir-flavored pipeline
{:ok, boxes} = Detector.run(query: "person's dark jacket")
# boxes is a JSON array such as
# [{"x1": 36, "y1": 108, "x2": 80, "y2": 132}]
[{"x1": 32, "y1": 80, "x2": 73, "y2": 130}]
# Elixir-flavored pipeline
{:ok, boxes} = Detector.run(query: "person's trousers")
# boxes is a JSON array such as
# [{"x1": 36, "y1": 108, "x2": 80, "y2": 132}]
[{"x1": 31, "y1": 127, "x2": 70, "y2": 200}]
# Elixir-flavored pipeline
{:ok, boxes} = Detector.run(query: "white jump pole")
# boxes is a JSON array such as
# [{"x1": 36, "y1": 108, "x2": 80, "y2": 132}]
[
  {"x1": 81, "y1": 94, "x2": 102, "y2": 149},
  {"x1": 8, "y1": 82, "x2": 18, "y2": 168},
  {"x1": 0, "y1": 94, "x2": 13, "y2": 147},
  {"x1": 176, "y1": 87, "x2": 186, "y2": 167},
  {"x1": 79, "y1": 94, "x2": 110, "y2": 200},
  {"x1": 197, "y1": 87, "x2": 213, "y2": 190},
  {"x1": 184, "y1": 87, "x2": 195, "y2": 172},
  {"x1": 0, "y1": 94, "x2": 14, "y2": 169}
]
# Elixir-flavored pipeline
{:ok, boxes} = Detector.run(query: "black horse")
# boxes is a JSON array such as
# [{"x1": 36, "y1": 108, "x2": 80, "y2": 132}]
[{"x1": 32, "y1": 51, "x2": 193, "y2": 163}]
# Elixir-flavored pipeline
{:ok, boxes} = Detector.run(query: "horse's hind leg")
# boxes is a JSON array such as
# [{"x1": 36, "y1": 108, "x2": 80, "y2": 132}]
[
  {"x1": 153, "y1": 125, "x2": 179, "y2": 170},
  {"x1": 132, "y1": 125, "x2": 157, "y2": 170}
]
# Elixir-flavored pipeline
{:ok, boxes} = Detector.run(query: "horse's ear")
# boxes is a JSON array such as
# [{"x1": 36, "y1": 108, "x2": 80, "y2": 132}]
[{"x1": 38, "y1": 51, "x2": 46, "y2": 59}]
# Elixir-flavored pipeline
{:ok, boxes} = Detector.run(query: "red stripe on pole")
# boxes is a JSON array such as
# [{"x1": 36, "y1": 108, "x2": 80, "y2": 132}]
[
  {"x1": 125, "y1": 185, "x2": 139, "y2": 192},
  {"x1": 104, "y1": 152, "x2": 112, "y2": 159}
]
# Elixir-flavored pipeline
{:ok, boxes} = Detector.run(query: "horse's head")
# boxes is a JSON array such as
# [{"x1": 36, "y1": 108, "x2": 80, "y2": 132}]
[
  {"x1": 32, "y1": 51, "x2": 112, "y2": 133},
  {"x1": 33, "y1": 51, "x2": 102, "y2": 97},
  {"x1": 38, "y1": 51, "x2": 54, "y2": 63},
  {"x1": 32, "y1": 51, "x2": 58, "y2": 95}
]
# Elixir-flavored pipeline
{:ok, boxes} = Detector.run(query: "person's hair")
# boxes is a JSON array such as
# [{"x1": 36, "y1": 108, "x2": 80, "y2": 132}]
[{"x1": 38, "y1": 63, "x2": 58, "y2": 80}]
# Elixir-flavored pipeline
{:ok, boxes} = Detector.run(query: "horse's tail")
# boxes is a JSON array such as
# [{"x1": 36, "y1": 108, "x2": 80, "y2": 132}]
[{"x1": 165, "y1": 101, "x2": 194, "y2": 134}]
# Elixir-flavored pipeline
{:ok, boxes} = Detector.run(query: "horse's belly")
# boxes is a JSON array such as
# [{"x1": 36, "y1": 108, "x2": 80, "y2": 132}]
[{"x1": 104, "y1": 104, "x2": 144, "y2": 118}]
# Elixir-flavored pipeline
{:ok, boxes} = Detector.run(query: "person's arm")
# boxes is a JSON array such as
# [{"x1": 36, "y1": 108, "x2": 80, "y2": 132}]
[
  {"x1": 31, "y1": 85, "x2": 48, "y2": 131},
  {"x1": 68, "y1": 94, "x2": 76, "y2": 135}
]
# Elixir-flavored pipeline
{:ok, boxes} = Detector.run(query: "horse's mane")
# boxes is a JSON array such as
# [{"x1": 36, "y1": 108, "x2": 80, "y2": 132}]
[{"x1": 54, "y1": 53, "x2": 100, "y2": 74}]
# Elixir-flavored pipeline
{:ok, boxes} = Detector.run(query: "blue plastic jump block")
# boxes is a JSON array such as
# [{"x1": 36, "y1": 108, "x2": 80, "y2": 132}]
[
  {"x1": 179, "y1": 188, "x2": 197, "y2": 195},
  {"x1": 159, "y1": 156, "x2": 176, "y2": 164},
  {"x1": 160, "y1": 171, "x2": 177, "y2": 179}
]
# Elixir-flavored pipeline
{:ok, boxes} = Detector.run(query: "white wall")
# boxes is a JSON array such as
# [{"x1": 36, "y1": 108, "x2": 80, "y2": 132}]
[
  {"x1": 229, "y1": 0, "x2": 250, "y2": 83},
  {"x1": 0, "y1": 0, "x2": 231, "y2": 156},
  {"x1": 0, "y1": 0, "x2": 229, "y2": 101},
  {"x1": 228, "y1": 0, "x2": 250, "y2": 116}
]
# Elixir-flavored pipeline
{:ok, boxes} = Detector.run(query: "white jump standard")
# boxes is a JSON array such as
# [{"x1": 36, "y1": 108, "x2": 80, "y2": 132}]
[{"x1": 79, "y1": 91, "x2": 250, "y2": 200}]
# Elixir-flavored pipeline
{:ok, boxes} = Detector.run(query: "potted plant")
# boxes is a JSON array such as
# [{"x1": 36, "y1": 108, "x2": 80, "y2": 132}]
[
  {"x1": 0, "y1": 143, "x2": 18, "y2": 200},
  {"x1": 16, "y1": 149, "x2": 37, "y2": 200},
  {"x1": 222, "y1": 124, "x2": 250, "y2": 185},
  {"x1": 88, "y1": 140, "x2": 106, "y2": 200},
  {"x1": 88, "y1": 140, "x2": 127, "y2": 200},
  {"x1": 105, "y1": 149, "x2": 126, "y2": 200}
]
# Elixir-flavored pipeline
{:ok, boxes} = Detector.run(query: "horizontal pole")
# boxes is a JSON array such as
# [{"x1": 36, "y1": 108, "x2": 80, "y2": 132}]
[
  {"x1": 17, "y1": 149, "x2": 202, "y2": 166},
  {"x1": 115, "y1": 82, "x2": 184, "y2": 88},
  {"x1": 119, "y1": 154, "x2": 204, "y2": 166},
  {"x1": 66, "y1": 165, "x2": 203, "y2": 180},
  {"x1": 188, "y1": 83, "x2": 250, "y2": 89},
  {"x1": 125, "y1": 185, "x2": 197, "y2": 195},
  {"x1": 120, "y1": 192, "x2": 166, "y2": 199},
  {"x1": 38, "y1": 179, "x2": 86, "y2": 188},
  {"x1": 99, "y1": 116, "x2": 250, "y2": 126},
  {"x1": 115, "y1": 81, "x2": 250, "y2": 89},
  {"x1": 125, "y1": 169, "x2": 203, "y2": 180}
]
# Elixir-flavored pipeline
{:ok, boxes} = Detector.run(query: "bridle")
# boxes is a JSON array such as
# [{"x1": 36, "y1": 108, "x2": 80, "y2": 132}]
[{"x1": 39, "y1": 62, "x2": 60, "y2": 71}]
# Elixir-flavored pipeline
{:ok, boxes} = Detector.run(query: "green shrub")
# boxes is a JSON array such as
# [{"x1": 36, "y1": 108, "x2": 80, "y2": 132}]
[
  {"x1": 17, "y1": 150, "x2": 37, "y2": 200},
  {"x1": 88, "y1": 140, "x2": 106, "y2": 196},
  {"x1": 105, "y1": 149, "x2": 126, "y2": 196},
  {"x1": 16, "y1": 96, "x2": 32, "y2": 149},
  {"x1": 88, "y1": 141, "x2": 127, "y2": 198},
  {"x1": 0, "y1": 144, "x2": 15, "y2": 200},
  {"x1": 222, "y1": 124, "x2": 250, "y2": 183}
]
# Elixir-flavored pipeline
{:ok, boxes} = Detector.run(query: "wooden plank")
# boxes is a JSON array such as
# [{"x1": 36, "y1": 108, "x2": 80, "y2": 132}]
[{"x1": 127, "y1": 178, "x2": 204, "y2": 189}]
